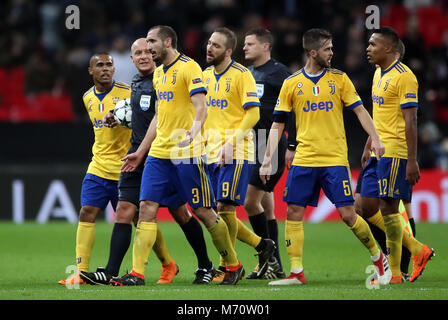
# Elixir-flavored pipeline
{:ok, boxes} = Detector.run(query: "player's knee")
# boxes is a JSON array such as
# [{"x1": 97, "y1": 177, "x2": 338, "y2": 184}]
[
  {"x1": 169, "y1": 206, "x2": 191, "y2": 225},
  {"x1": 286, "y1": 205, "x2": 304, "y2": 221},
  {"x1": 138, "y1": 201, "x2": 157, "y2": 222},
  {"x1": 115, "y1": 201, "x2": 137, "y2": 224},
  {"x1": 79, "y1": 206, "x2": 99, "y2": 223}
]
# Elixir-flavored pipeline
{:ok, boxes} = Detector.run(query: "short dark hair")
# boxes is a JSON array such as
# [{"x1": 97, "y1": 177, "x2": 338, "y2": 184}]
[
  {"x1": 89, "y1": 52, "x2": 112, "y2": 66},
  {"x1": 245, "y1": 28, "x2": 274, "y2": 50},
  {"x1": 372, "y1": 26, "x2": 400, "y2": 51},
  {"x1": 150, "y1": 25, "x2": 178, "y2": 49},
  {"x1": 214, "y1": 27, "x2": 237, "y2": 51},
  {"x1": 302, "y1": 28, "x2": 332, "y2": 55}
]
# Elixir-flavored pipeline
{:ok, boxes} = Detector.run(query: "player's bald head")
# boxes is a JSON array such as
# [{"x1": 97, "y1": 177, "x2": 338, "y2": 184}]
[{"x1": 131, "y1": 38, "x2": 148, "y2": 53}]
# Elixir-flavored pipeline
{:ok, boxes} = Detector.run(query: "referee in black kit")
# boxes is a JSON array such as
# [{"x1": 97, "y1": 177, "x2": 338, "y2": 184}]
[
  {"x1": 242, "y1": 28, "x2": 297, "y2": 279},
  {"x1": 80, "y1": 38, "x2": 215, "y2": 285}
]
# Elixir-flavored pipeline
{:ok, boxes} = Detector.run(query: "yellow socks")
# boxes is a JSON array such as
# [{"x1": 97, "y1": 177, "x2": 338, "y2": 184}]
[
  {"x1": 152, "y1": 225, "x2": 173, "y2": 267},
  {"x1": 132, "y1": 221, "x2": 157, "y2": 275},
  {"x1": 349, "y1": 214, "x2": 380, "y2": 258},
  {"x1": 285, "y1": 220, "x2": 304, "y2": 271},
  {"x1": 383, "y1": 214, "x2": 403, "y2": 276},
  {"x1": 76, "y1": 222, "x2": 95, "y2": 272},
  {"x1": 207, "y1": 217, "x2": 239, "y2": 267},
  {"x1": 368, "y1": 210, "x2": 423, "y2": 256},
  {"x1": 236, "y1": 218, "x2": 262, "y2": 248},
  {"x1": 219, "y1": 211, "x2": 238, "y2": 246}
]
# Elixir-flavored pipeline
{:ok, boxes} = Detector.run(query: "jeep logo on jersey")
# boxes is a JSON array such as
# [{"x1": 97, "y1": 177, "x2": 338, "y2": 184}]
[
  {"x1": 140, "y1": 95, "x2": 151, "y2": 111},
  {"x1": 157, "y1": 90, "x2": 174, "y2": 102},
  {"x1": 303, "y1": 100, "x2": 333, "y2": 112},
  {"x1": 372, "y1": 94, "x2": 384, "y2": 106},
  {"x1": 206, "y1": 96, "x2": 228, "y2": 109}
]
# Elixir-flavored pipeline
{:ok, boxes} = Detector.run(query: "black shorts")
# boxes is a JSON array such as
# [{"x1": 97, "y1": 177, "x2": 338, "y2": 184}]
[
  {"x1": 118, "y1": 148, "x2": 146, "y2": 206},
  {"x1": 249, "y1": 133, "x2": 287, "y2": 192}
]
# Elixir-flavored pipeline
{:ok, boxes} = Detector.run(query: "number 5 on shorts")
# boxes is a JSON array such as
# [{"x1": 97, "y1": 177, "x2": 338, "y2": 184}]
[{"x1": 343, "y1": 180, "x2": 352, "y2": 196}]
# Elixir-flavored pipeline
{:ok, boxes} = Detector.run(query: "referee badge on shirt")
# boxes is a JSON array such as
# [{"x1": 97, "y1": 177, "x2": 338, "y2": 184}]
[
  {"x1": 140, "y1": 95, "x2": 151, "y2": 111},
  {"x1": 256, "y1": 83, "x2": 264, "y2": 98}
]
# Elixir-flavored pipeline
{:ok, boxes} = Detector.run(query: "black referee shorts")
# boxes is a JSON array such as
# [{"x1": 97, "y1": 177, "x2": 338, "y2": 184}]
[
  {"x1": 118, "y1": 155, "x2": 146, "y2": 207},
  {"x1": 249, "y1": 133, "x2": 287, "y2": 192}
]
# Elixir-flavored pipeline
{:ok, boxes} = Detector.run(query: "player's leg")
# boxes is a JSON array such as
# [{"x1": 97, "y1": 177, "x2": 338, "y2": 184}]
[
  {"x1": 59, "y1": 174, "x2": 112, "y2": 285},
  {"x1": 169, "y1": 204, "x2": 215, "y2": 284},
  {"x1": 177, "y1": 157, "x2": 243, "y2": 285},
  {"x1": 80, "y1": 199, "x2": 136, "y2": 285},
  {"x1": 269, "y1": 166, "x2": 318, "y2": 285},
  {"x1": 262, "y1": 191, "x2": 285, "y2": 278}
]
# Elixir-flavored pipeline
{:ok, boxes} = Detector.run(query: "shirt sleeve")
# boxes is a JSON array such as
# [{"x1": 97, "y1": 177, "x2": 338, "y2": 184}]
[
  {"x1": 397, "y1": 72, "x2": 419, "y2": 109},
  {"x1": 341, "y1": 73, "x2": 363, "y2": 110},
  {"x1": 273, "y1": 79, "x2": 293, "y2": 117},
  {"x1": 185, "y1": 61, "x2": 207, "y2": 96},
  {"x1": 239, "y1": 70, "x2": 261, "y2": 109}
]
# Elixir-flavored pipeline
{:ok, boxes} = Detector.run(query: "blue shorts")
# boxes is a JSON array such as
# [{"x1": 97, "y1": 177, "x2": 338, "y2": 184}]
[
  {"x1": 207, "y1": 160, "x2": 253, "y2": 206},
  {"x1": 140, "y1": 156, "x2": 216, "y2": 209},
  {"x1": 81, "y1": 173, "x2": 119, "y2": 210},
  {"x1": 283, "y1": 166, "x2": 354, "y2": 208},
  {"x1": 360, "y1": 157, "x2": 411, "y2": 201}
]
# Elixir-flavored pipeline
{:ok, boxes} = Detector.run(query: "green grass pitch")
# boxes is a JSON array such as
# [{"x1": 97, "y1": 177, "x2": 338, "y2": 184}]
[{"x1": 0, "y1": 221, "x2": 446, "y2": 300}]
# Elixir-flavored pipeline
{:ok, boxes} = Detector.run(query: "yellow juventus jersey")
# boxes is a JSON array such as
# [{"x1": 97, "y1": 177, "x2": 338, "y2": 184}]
[
  {"x1": 150, "y1": 53, "x2": 207, "y2": 159},
  {"x1": 203, "y1": 60, "x2": 261, "y2": 163},
  {"x1": 83, "y1": 81, "x2": 132, "y2": 180},
  {"x1": 371, "y1": 60, "x2": 418, "y2": 159},
  {"x1": 274, "y1": 68, "x2": 362, "y2": 167}
]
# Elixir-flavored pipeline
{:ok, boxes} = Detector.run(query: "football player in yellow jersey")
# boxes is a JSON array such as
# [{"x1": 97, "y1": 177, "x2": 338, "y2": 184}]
[
  {"x1": 202, "y1": 27, "x2": 276, "y2": 281},
  {"x1": 111, "y1": 25, "x2": 244, "y2": 286},
  {"x1": 59, "y1": 53, "x2": 132, "y2": 285},
  {"x1": 355, "y1": 39, "x2": 417, "y2": 281},
  {"x1": 358, "y1": 26, "x2": 434, "y2": 284},
  {"x1": 260, "y1": 28, "x2": 391, "y2": 285}
]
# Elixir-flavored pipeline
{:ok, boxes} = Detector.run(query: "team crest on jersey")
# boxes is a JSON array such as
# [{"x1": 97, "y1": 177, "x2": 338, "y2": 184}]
[
  {"x1": 328, "y1": 80, "x2": 335, "y2": 95},
  {"x1": 172, "y1": 70, "x2": 178, "y2": 84},
  {"x1": 256, "y1": 84, "x2": 264, "y2": 98},
  {"x1": 112, "y1": 97, "x2": 120, "y2": 105},
  {"x1": 98, "y1": 103, "x2": 104, "y2": 113},
  {"x1": 312, "y1": 86, "x2": 320, "y2": 96},
  {"x1": 225, "y1": 78, "x2": 231, "y2": 92},
  {"x1": 140, "y1": 95, "x2": 151, "y2": 111},
  {"x1": 383, "y1": 78, "x2": 391, "y2": 91}
]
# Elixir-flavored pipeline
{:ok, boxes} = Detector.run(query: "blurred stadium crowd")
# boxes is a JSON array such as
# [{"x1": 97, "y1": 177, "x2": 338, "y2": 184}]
[{"x1": 0, "y1": 0, "x2": 447, "y2": 169}]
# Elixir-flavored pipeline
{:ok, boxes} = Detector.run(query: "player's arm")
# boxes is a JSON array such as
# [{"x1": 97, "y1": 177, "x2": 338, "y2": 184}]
[
  {"x1": 260, "y1": 119, "x2": 285, "y2": 184},
  {"x1": 402, "y1": 106, "x2": 420, "y2": 185},
  {"x1": 103, "y1": 111, "x2": 118, "y2": 128},
  {"x1": 121, "y1": 102, "x2": 158, "y2": 172},
  {"x1": 398, "y1": 72, "x2": 420, "y2": 185},
  {"x1": 285, "y1": 111, "x2": 297, "y2": 169},
  {"x1": 352, "y1": 105, "x2": 384, "y2": 160},
  {"x1": 361, "y1": 136, "x2": 372, "y2": 168},
  {"x1": 178, "y1": 92, "x2": 208, "y2": 147},
  {"x1": 218, "y1": 106, "x2": 260, "y2": 167}
]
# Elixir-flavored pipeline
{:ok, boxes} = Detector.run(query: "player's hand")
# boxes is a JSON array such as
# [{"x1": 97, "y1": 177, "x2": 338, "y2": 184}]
[
  {"x1": 370, "y1": 138, "x2": 385, "y2": 161},
  {"x1": 285, "y1": 149, "x2": 295, "y2": 169},
  {"x1": 259, "y1": 160, "x2": 272, "y2": 185},
  {"x1": 177, "y1": 131, "x2": 193, "y2": 148},
  {"x1": 217, "y1": 142, "x2": 233, "y2": 168},
  {"x1": 121, "y1": 152, "x2": 143, "y2": 172},
  {"x1": 406, "y1": 160, "x2": 420, "y2": 185},
  {"x1": 103, "y1": 111, "x2": 118, "y2": 128},
  {"x1": 361, "y1": 148, "x2": 371, "y2": 168}
]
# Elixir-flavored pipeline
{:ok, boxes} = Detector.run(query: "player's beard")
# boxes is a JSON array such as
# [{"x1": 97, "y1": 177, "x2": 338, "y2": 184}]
[
  {"x1": 153, "y1": 47, "x2": 167, "y2": 64},
  {"x1": 207, "y1": 51, "x2": 226, "y2": 67},
  {"x1": 315, "y1": 53, "x2": 331, "y2": 69}
]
